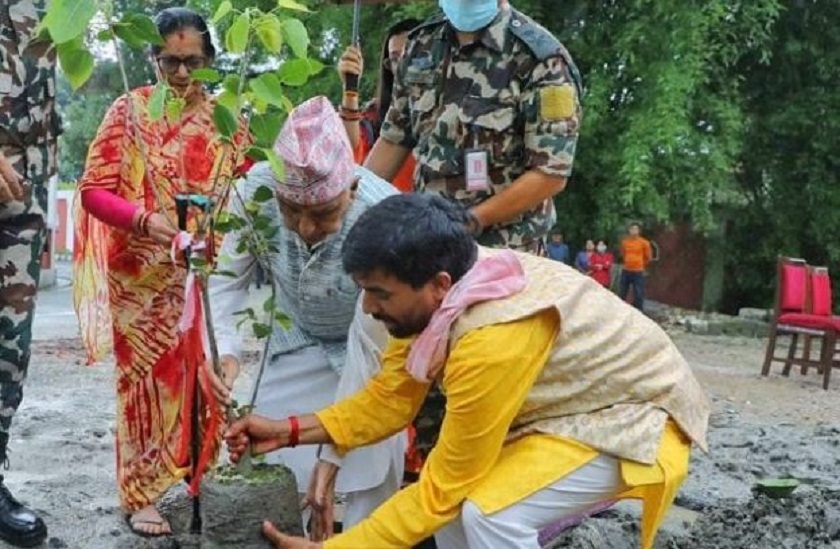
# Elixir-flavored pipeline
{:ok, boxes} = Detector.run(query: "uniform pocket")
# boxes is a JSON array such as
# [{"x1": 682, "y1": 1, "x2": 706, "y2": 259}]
[{"x1": 458, "y1": 97, "x2": 517, "y2": 166}]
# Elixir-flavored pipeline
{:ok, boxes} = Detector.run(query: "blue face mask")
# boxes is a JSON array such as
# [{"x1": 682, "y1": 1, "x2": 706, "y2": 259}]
[{"x1": 439, "y1": 0, "x2": 499, "y2": 33}]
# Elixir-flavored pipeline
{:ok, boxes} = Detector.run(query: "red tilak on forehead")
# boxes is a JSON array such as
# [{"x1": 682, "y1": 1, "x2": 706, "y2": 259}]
[{"x1": 177, "y1": 30, "x2": 186, "y2": 41}]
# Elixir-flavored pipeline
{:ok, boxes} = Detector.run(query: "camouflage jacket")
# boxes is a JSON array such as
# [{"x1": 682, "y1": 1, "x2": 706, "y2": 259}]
[
  {"x1": 381, "y1": 7, "x2": 582, "y2": 249},
  {"x1": 0, "y1": 0, "x2": 60, "y2": 150}
]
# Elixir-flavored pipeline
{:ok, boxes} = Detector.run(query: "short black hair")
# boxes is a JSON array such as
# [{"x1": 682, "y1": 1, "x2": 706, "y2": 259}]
[
  {"x1": 342, "y1": 194, "x2": 478, "y2": 288},
  {"x1": 151, "y1": 7, "x2": 216, "y2": 59}
]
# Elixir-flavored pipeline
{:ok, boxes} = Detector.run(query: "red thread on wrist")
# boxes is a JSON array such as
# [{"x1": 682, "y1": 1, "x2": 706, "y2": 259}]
[{"x1": 288, "y1": 415, "x2": 300, "y2": 448}]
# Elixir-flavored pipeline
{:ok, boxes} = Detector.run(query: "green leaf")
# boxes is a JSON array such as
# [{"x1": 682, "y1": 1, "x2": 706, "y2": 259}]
[
  {"x1": 255, "y1": 15, "x2": 284, "y2": 53},
  {"x1": 112, "y1": 23, "x2": 144, "y2": 49},
  {"x1": 122, "y1": 13, "x2": 165, "y2": 46},
  {"x1": 264, "y1": 148, "x2": 286, "y2": 181},
  {"x1": 56, "y1": 39, "x2": 94, "y2": 90},
  {"x1": 43, "y1": 0, "x2": 97, "y2": 44},
  {"x1": 147, "y1": 83, "x2": 169, "y2": 122},
  {"x1": 252, "y1": 323, "x2": 272, "y2": 339},
  {"x1": 226, "y1": 12, "x2": 250, "y2": 54},
  {"x1": 249, "y1": 73, "x2": 285, "y2": 107},
  {"x1": 275, "y1": 311, "x2": 292, "y2": 330},
  {"x1": 281, "y1": 18, "x2": 309, "y2": 59},
  {"x1": 222, "y1": 75, "x2": 242, "y2": 94},
  {"x1": 249, "y1": 112, "x2": 283, "y2": 148},
  {"x1": 165, "y1": 97, "x2": 186, "y2": 122},
  {"x1": 213, "y1": 103, "x2": 238, "y2": 138},
  {"x1": 278, "y1": 0, "x2": 311, "y2": 12},
  {"x1": 278, "y1": 59, "x2": 310, "y2": 87},
  {"x1": 191, "y1": 68, "x2": 222, "y2": 83},
  {"x1": 280, "y1": 95, "x2": 295, "y2": 112},
  {"x1": 96, "y1": 28, "x2": 113, "y2": 42},
  {"x1": 217, "y1": 91, "x2": 240, "y2": 113},
  {"x1": 307, "y1": 58, "x2": 325, "y2": 76},
  {"x1": 212, "y1": 0, "x2": 234, "y2": 24},
  {"x1": 262, "y1": 297, "x2": 275, "y2": 312},
  {"x1": 246, "y1": 146, "x2": 268, "y2": 161},
  {"x1": 253, "y1": 185, "x2": 274, "y2": 203}
]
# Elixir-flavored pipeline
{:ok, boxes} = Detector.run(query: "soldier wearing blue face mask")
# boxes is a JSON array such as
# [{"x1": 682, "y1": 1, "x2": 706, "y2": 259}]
[{"x1": 364, "y1": 0, "x2": 582, "y2": 255}]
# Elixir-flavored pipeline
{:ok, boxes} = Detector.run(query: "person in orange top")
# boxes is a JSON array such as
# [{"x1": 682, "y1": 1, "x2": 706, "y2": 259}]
[
  {"x1": 336, "y1": 19, "x2": 420, "y2": 193},
  {"x1": 619, "y1": 222, "x2": 653, "y2": 311}
]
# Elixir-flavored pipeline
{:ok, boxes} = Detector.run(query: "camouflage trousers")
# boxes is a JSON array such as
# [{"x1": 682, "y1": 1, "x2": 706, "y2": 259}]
[{"x1": 0, "y1": 143, "x2": 49, "y2": 438}]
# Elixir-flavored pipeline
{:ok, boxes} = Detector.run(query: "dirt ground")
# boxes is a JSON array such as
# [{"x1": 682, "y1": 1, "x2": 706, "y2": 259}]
[{"x1": 3, "y1": 328, "x2": 839, "y2": 548}]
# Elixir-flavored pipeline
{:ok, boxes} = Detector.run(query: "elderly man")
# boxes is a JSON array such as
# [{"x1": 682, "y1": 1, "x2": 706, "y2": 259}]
[
  {"x1": 208, "y1": 95, "x2": 403, "y2": 535},
  {"x1": 225, "y1": 194, "x2": 710, "y2": 549},
  {"x1": 364, "y1": 0, "x2": 582, "y2": 253}
]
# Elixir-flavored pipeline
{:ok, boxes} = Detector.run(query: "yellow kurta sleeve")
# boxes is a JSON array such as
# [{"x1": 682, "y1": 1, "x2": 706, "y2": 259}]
[
  {"x1": 324, "y1": 310, "x2": 560, "y2": 548},
  {"x1": 316, "y1": 337, "x2": 431, "y2": 455}
]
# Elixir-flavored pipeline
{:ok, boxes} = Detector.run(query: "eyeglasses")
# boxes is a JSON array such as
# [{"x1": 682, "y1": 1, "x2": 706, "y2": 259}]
[{"x1": 156, "y1": 55, "x2": 207, "y2": 74}]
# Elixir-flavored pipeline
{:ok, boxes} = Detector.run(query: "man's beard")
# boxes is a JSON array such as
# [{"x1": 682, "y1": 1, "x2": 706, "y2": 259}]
[{"x1": 373, "y1": 313, "x2": 430, "y2": 338}]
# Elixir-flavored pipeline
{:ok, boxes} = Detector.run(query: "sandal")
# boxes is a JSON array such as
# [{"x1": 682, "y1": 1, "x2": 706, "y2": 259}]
[{"x1": 124, "y1": 511, "x2": 172, "y2": 538}]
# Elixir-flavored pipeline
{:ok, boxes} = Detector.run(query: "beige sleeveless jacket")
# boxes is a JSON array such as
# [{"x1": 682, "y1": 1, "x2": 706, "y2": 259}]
[{"x1": 450, "y1": 249, "x2": 710, "y2": 464}]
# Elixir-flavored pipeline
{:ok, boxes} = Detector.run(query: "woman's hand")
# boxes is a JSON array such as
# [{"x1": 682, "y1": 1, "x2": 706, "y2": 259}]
[
  {"x1": 337, "y1": 45, "x2": 364, "y2": 88},
  {"x1": 146, "y1": 213, "x2": 179, "y2": 245},
  {"x1": 207, "y1": 355, "x2": 240, "y2": 407}
]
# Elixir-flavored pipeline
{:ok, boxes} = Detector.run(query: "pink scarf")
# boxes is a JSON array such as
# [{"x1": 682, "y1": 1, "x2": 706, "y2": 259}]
[{"x1": 406, "y1": 250, "x2": 527, "y2": 382}]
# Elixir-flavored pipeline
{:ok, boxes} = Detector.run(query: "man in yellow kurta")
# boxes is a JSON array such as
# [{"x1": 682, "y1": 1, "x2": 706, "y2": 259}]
[{"x1": 225, "y1": 194, "x2": 710, "y2": 549}]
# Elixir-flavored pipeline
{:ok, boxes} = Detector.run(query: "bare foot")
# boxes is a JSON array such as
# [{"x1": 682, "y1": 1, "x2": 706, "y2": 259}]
[{"x1": 126, "y1": 504, "x2": 172, "y2": 537}]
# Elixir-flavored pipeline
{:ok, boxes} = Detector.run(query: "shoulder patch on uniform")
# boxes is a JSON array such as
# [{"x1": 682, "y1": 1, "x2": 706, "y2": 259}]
[
  {"x1": 508, "y1": 10, "x2": 562, "y2": 61},
  {"x1": 407, "y1": 14, "x2": 446, "y2": 39},
  {"x1": 540, "y1": 85, "x2": 576, "y2": 121}
]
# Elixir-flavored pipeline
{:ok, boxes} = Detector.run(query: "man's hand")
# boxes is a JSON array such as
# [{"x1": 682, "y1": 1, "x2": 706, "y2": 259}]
[
  {"x1": 303, "y1": 460, "x2": 339, "y2": 541},
  {"x1": 263, "y1": 521, "x2": 321, "y2": 548},
  {"x1": 224, "y1": 415, "x2": 288, "y2": 463},
  {"x1": 337, "y1": 45, "x2": 363, "y2": 88},
  {"x1": 207, "y1": 355, "x2": 240, "y2": 406},
  {"x1": 0, "y1": 154, "x2": 25, "y2": 204}
]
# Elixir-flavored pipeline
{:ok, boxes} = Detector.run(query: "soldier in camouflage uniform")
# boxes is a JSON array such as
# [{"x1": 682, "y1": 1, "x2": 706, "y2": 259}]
[
  {"x1": 365, "y1": 0, "x2": 582, "y2": 253},
  {"x1": 363, "y1": 0, "x2": 582, "y2": 490},
  {"x1": 0, "y1": 0, "x2": 58, "y2": 545}
]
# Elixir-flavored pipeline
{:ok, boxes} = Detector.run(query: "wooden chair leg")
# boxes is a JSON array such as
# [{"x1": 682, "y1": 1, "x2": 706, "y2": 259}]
[
  {"x1": 782, "y1": 333, "x2": 799, "y2": 376},
  {"x1": 822, "y1": 331, "x2": 836, "y2": 390},
  {"x1": 762, "y1": 326, "x2": 779, "y2": 377},
  {"x1": 801, "y1": 334, "x2": 812, "y2": 375}
]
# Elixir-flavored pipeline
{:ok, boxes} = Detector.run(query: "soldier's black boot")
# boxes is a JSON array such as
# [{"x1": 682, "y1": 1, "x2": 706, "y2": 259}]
[{"x1": 0, "y1": 433, "x2": 47, "y2": 548}]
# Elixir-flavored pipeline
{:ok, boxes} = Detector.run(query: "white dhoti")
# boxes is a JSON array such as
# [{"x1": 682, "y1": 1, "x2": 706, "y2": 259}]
[{"x1": 252, "y1": 297, "x2": 406, "y2": 528}]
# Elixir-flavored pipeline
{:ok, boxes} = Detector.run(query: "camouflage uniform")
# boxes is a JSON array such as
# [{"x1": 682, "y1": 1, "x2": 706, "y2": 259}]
[
  {"x1": 383, "y1": 8, "x2": 581, "y2": 474},
  {"x1": 381, "y1": 7, "x2": 582, "y2": 251},
  {"x1": 0, "y1": 0, "x2": 59, "y2": 440}
]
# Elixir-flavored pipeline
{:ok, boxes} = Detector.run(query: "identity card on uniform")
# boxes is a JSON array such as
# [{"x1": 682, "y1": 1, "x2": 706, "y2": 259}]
[{"x1": 465, "y1": 149, "x2": 490, "y2": 192}]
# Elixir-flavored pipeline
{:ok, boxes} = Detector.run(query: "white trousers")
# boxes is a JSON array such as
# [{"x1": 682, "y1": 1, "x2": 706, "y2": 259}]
[{"x1": 435, "y1": 454, "x2": 624, "y2": 549}]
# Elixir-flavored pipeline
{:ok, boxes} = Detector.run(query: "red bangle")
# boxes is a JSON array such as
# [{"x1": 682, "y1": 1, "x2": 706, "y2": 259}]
[{"x1": 287, "y1": 415, "x2": 300, "y2": 448}]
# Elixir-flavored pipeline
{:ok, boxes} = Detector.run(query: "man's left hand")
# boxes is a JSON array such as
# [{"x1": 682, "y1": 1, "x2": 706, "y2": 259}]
[{"x1": 263, "y1": 521, "x2": 322, "y2": 548}]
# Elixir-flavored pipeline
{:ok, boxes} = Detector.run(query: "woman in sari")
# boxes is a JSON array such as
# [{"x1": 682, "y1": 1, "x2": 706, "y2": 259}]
[{"x1": 73, "y1": 7, "x2": 248, "y2": 537}]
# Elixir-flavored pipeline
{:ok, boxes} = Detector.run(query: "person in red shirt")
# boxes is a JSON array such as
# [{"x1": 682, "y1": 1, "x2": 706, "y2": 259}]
[
  {"x1": 336, "y1": 19, "x2": 421, "y2": 193},
  {"x1": 590, "y1": 240, "x2": 614, "y2": 288},
  {"x1": 619, "y1": 223, "x2": 652, "y2": 310}
]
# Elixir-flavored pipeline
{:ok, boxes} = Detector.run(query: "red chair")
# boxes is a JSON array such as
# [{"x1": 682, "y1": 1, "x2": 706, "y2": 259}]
[
  {"x1": 761, "y1": 258, "x2": 838, "y2": 389},
  {"x1": 801, "y1": 266, "x2": 839, "y2": 388}
]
